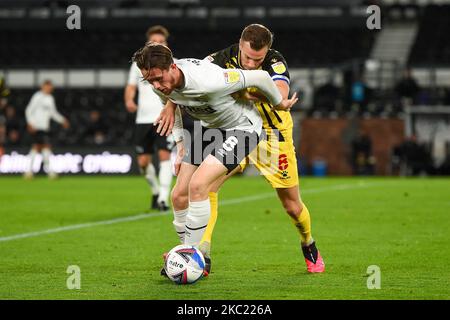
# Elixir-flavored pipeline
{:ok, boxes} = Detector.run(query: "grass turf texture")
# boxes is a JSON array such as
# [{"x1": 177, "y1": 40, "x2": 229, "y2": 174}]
[{"x1": 0, "y1": 176, "x2": 449, "y2": 300}]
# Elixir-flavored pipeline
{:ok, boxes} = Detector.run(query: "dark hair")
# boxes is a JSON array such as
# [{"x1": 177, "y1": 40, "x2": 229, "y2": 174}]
[
  {"x1": 240, "y1": 24, "x2": 273, "y2": 50},
  {"x1": 132, "y1": 42, "x2": 174, "y2": 70},
  {"x1": 146, "y1": 25, "x2": 170, "y2": 40},
  {"x1": 42, "y1": 79, "x2": 53, "y2": 86}
]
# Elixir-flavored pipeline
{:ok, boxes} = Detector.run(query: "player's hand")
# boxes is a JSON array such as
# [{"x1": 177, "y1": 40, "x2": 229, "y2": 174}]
[
  {"x1": 62, "y1": 119, "x2": 70, "y2": 129},
  {"x1": 27, "y1": 124, "x2": 36, "y2": 134},
  {"x1": 155, "y1": 103, "x2": 176, "y2": 137},
  {"x1": 125, "y1": 100, "x2": 138, "y2": 113},
  {"x1": 273, "y1": 92, "x2": 298, "y2": 111}
]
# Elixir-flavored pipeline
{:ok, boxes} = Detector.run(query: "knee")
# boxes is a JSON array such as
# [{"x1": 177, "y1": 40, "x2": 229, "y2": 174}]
[
  {"x1": 171, "y1": 186, "x2": 188, "y2": 209},
  {"x1": 282, "y1": 199, "x2": 303, "y2": 219},
  {"x1": 189, "y1": 179, "x2": 209, "y2": 201},
  {"x1": 138, "y1": 156, "x2": 150, "y2": 169}
]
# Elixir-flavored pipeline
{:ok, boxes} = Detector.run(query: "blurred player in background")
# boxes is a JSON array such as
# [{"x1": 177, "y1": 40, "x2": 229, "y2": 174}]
[
  {"x1": 24, "y1": 80, "x2": 69, "y2": 179},
  {"x1": 124, "y1": 25, "x2": 174, "y2": 211}
]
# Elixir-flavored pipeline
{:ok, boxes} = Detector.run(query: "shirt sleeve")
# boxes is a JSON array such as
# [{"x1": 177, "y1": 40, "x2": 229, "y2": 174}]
[
  {"x1": 127, "y1": 62, "x2": 141, "y2": 86},
  {"x1": 206, "y1": 66, "x2": 282, "y2": 107},
  {"x1": 240, "y1": 70, "x2": 283, "y2": 106},
  {"x1": 263, "y1": 51, "x2": 290, "y2": 84}
]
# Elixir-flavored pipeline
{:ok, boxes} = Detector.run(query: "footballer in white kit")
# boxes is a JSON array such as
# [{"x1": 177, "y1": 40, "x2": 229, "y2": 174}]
[
  {"x1": 131, "y1": 42, "x2": 298, "y2": 277},
  {"x1": 24, "y1": 80, "x2": 69, "y2": 179},
  {"x1": 168, "y1": 58, "x2": 267, "y2": 172},
  {"x1": 124, "y1": 25, "x2": 174, "y2": 211}
]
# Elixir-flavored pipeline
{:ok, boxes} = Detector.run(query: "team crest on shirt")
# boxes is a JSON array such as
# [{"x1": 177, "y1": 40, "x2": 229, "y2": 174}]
[
  {"x1": 271, "y1": 61, "x2": 286, "y2": 74},
  {"x1": 224, "y1": 70, "x2": 240, "y2": 83}
]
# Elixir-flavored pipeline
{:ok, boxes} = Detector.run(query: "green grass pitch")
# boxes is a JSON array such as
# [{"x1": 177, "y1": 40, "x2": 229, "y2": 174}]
[{"x1": 0, "y1": 176, "x2": 449, "y2": 300}]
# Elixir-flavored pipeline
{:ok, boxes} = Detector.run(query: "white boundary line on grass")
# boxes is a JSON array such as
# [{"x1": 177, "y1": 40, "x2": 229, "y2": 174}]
[{"x1": 0, "y1": 181, "x2": 379, "y2": 243}]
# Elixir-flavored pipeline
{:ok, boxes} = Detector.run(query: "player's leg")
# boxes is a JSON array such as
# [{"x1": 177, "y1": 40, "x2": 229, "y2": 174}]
[
  {"x1": 185, "y1": 155, "x2": 228, "y2": 247},
  {"x1": 155, "y1": 133, "x2": 174, "y2": 211},
  {"x1": 25, "y1": 143, "x2": 40, "y2": 179},
  {"x1": 171, "y1": 162, "x2": 197, "y2": 243},
  {"x1": 275, "y1": 186, "x2": 324, "y2": 272},
  {"x1": 160, "y1": 161, "x2": 197, "y2": 277},
  {"x1": 139, "y1": 153, "x2": 160, "y2": 209},
  {"x1": 200, "y1": 133, "x2": 267, "y2": 253},
  {"x1": 197, "y1": 177, "x2": 222, "y2": 257},
  {"x1": 187, "y1": 129, "x2": 260, "y2": 247},
  {"x1": 41, "y1": 140, "x2": 57, "y2": 179},
  {"x1": 135, "y1": 124, "x2": 160, "y2": 209},
  {"x1": 25, "y1": 129, "x2": 47, "y2": 179},
  {"x1": 276, "y1": 187, "x2": 312, "y2": 245},
  {"x1": 249, "y1": 122, "x2": 325, "y2": 272}
]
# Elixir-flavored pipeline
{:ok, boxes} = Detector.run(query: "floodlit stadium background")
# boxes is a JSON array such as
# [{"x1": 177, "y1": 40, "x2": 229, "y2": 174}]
[
  {"x1": 1, "y1": 0, "x2": 450, "y2": 301},
  {"x1": 1, "y1": 0, "x2": 450, "y2": 176}
]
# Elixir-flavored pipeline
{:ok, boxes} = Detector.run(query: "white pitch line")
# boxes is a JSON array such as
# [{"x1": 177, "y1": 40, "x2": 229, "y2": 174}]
[{"x1": 0, "y1": 181, "x2": 378, "y2": 243}]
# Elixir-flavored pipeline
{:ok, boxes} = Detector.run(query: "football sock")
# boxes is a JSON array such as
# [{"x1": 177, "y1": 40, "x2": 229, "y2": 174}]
[
  {"x1": 173, "y1": 208, "x2": 188, "y2": 243},
  {"x1": 199, "y1": 192, "x2": 218, "y2": 258},
  {"x1": 291, "y1": 203, "x2": 314, "y2": 246},
  {"x1": 145, "y1": 163, "x2": 160, "y2": 195},
  {"x1": 157, "y1": 160, "x2": 173, "y2": 204},
  {"x1": 42, "y1": 148, "x2": 53, "y2": 174},
  {"x1": 185, "y1": 199, "x2": 210, "y2": 247},
  {"x1": 27, "y1": 149, "x2": 38, "y2": 174}
]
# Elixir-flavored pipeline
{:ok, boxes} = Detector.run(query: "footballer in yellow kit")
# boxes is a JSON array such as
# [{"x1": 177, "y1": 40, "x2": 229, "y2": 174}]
[
  {"x1": 198, "y1": 24, "x2": 325, "y2": 276},
  {"x1": 207, "y1": 44, "x2": 298, "y2": 188}
]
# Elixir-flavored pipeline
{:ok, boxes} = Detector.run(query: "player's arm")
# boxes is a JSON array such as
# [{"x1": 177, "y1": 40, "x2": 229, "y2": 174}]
[
  {"x1": 275, "y1": 80, "x2": 290, "y2": 100},
  {"x1": 124, "y1": 63, "x2": 140, "y2": 113},
  {"x1": 239, "y1": 70, "x2": 297, "y2": 111},
  {"x1": 124, "y1": 84, "x2": 138, "y2": 113},
  {"x1": 172, "y1": 106, "x2": 185, "y2": 176},
  {"x1": 232, "y1": 78, "x2": 290, "y2": 103},
  {"x1": 49, "y1": 97, "x2": 69, "y2": 129},
  {"x1": 258, "y1": 52, "x2": 291, "y2": 102},
  {"x1": 25, "y1": 97, "x2": 37, "y2": 133}
]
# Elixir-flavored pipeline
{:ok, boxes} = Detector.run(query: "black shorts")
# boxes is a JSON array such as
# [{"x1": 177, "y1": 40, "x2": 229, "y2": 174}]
[
  {"x1": 183, "y1": 125, "x2": 263, "y2": 173},
  {"x1": 134, "y1": 124, "x2": 174, "y2": 155},
  {"x1": 31, "y1": 130, "x2": 51, "y2": 145}
]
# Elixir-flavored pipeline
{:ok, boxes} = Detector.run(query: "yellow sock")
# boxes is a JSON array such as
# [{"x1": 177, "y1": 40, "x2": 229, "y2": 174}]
[
  {"x1": 291, "y1": 203, "x2": 313, "y2": 246},
  {"x1": 199, "y1": 192, "x2": 218, "y2": 257}
]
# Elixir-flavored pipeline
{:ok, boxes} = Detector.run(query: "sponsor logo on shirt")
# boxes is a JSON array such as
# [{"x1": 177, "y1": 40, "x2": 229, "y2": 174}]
[
  {"x1": 182, "y1": 105, "x2": 216, "y2": 114},
  {"x1": 224, "y1": 70, "x2": 240, "y2": 84},
  {"x1": 271, "y1": 61, "x2": 286, "y2": 75}
]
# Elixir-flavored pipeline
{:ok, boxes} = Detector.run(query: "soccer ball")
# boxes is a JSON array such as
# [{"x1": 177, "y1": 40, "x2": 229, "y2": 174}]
[{"x1": 164, "y1": 244, "x2": 205, "y2": 284}]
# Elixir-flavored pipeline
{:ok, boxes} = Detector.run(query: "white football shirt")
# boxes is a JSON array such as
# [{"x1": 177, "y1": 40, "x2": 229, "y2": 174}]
[
  {"x1": 25, "y1": 91, "x2": 65, "y2": 131},
  {"x1": 168, "y1": 59, "x2": 281, "y2": 134},
  {"x1": 128, "y1": 62, "x2": 165, "y2": 124}
]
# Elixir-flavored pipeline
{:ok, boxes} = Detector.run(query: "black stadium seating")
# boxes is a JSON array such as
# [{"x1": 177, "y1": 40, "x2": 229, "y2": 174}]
[
  {"x1": 1, "y1": 28, "x2": 374, "y2": 68},
  {"x1": 408, "y1": 5, "x2": 450, "y2": 66}
]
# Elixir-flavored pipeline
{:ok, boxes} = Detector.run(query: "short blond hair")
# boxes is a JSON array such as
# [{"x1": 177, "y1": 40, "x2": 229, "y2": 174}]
[{"x1": 241, "y1": 24, "x2": 273, "y2": 50}]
